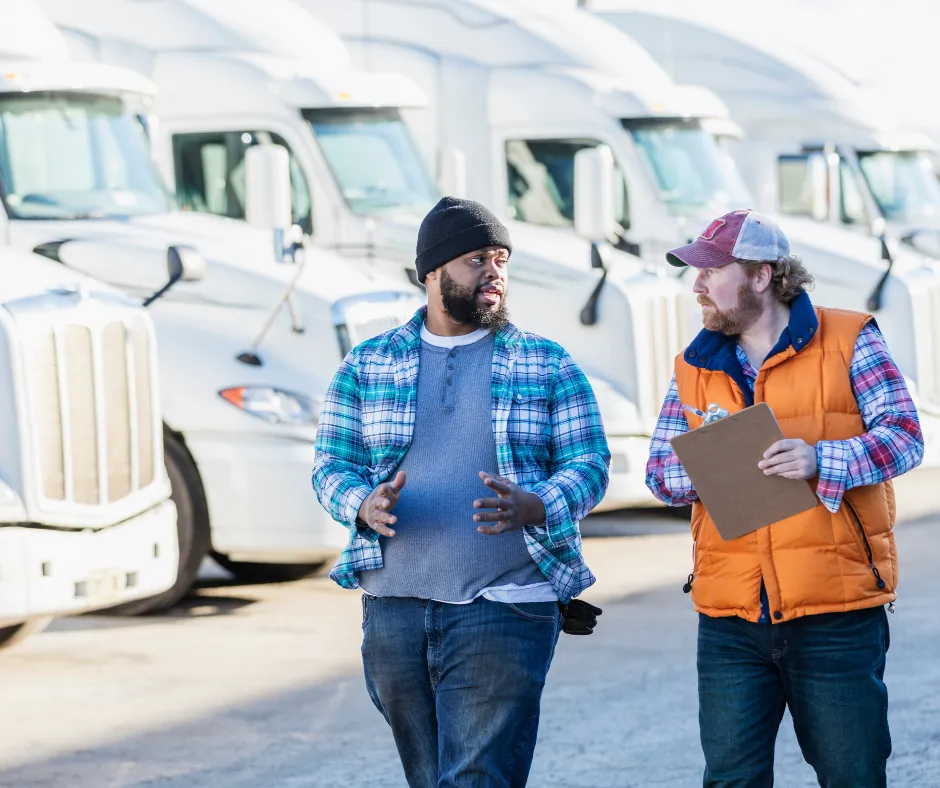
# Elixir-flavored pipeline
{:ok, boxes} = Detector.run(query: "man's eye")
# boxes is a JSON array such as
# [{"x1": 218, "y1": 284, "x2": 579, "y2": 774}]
[{"x1": 470, "y1": 257, "x2": 483, "y2": 264}]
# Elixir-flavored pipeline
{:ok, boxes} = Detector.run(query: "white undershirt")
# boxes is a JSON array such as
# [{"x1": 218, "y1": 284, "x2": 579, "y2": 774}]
[
  {"x1": 397, "y1": 322, "x2": 559, "y2": 605},
  {"x1": 419, "y1": 323, "x2": 491, "y2": 347}
]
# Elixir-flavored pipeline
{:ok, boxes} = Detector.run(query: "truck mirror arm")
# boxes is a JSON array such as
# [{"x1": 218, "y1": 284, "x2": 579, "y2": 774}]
[
  {"x1": 580, "y1": 242, "x2": 608, "y2": 326},
  {"x1": 866, "y1": 235, "x2": 894, "y2": 312},
  {"x1": 143, "y1": 246, "x2": 206, "y2": 308}
]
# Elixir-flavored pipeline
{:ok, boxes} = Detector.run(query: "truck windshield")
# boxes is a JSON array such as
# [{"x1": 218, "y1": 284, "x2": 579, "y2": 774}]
[
  {"x1": 305, "y1": 108, "x2": 439, "y2": 216},
  {"x1": 624, "y1": 118, "x2": 751, "y2": 215},
  {"x1": 0, "y1": 92, "x2": 170, "y2": 220},
  {"x1": 857, "y1": 150, "x2": 940, "y2": 225}
]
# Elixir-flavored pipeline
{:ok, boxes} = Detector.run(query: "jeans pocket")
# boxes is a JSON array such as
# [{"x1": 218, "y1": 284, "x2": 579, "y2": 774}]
[{"x1": 505, "y1": 601, "x2": 558, "y2": 623}]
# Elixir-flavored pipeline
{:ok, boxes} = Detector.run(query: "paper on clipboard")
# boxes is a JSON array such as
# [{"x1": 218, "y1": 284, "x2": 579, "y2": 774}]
[{"x1": 669, "y1": 403, "x2": 819, "y2": 540}]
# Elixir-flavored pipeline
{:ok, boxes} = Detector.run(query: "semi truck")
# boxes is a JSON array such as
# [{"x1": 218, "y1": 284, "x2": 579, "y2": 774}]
[
  {"x1": 40, "y1": 0, "x2": 701, "y2": 510},
  {"x1": 302, "y1": 0, "x2": 940, "y2": 461},
  {"x1": 0, "y1": 245, "x2": 188, "y2": 648},
  {"x1": 2, "y1": 2, "x2": 423, "y2": 610}
]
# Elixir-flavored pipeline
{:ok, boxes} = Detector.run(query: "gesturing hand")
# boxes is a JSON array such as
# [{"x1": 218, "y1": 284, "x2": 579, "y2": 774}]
[
  {"x1": 357, "y1": 471, "x2": 406, "y2": 537},
  {"x1": 473, "y1": 472, "x2": 546, "y2": 535},
  {"x1": 758, "y1": 439, "x2": 817, "y2": 480}
]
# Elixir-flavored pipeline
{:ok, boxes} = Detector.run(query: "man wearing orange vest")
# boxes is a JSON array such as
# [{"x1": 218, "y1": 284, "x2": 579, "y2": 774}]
[{"x1": 646, "y1": 209, "x2": 924, "y2": 787}]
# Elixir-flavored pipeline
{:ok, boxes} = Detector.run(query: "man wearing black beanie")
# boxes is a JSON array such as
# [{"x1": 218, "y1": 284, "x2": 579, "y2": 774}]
[{"x1": 314, "y1": 197, "x2": 610, "y2": 787}]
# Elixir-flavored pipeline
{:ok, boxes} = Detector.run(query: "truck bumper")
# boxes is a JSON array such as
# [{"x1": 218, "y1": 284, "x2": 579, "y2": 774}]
[
  {"x1": 0, "y1": 498, "x2": 179, "y2": 625},
  {"x1": 593, "y1": 435, "x2": 659, "y2": 512},
  {"x1": 186, "y1": 433, "x2": 347, "y2": 564}
]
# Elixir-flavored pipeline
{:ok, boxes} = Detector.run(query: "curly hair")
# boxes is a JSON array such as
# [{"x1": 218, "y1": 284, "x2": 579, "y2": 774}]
[{"x1": 741, "y1": 255, "x2": 815, "y2": 304}]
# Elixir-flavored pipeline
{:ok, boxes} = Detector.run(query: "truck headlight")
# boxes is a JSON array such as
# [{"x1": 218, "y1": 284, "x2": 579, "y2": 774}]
[{"x1": 219, "y1": 387, "x2": 320, "y2": 426}]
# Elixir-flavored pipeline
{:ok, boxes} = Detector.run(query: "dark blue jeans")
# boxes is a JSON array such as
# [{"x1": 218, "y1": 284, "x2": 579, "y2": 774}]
[
  {"x1": 698, "y1": 607, "x2": 891, "y2": 788},
  {"x1": 361, "y1": 595, "x2": 561, "y2": 788}
]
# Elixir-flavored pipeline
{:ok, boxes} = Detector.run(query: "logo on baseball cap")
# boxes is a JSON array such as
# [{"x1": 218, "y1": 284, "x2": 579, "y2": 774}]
[{"x1": 666, "y1": 209, "x2": 789, "y2": 269}]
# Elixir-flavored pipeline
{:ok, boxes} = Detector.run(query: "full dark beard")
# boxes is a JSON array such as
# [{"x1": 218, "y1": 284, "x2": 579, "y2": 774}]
[
  {"x1": 701, "y1": 283, "x2": 763, "y2": 336},
  {"x1": 439, "y1": 268, "x2": 510, "y2": 330}
]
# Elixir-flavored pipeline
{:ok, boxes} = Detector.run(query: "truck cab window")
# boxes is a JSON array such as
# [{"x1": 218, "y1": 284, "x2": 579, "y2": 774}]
[
  {"x1": 172, "y1": 131, "x2": 313, "y2": 235},
  {"x1": 839, "y1": 160, "x2": 867, "y2": 226},
  {"x1": 506, "y1": 138, "x2": 629, "y2": 229},
  {"x1": 0, "y1": 92, "x2": 170, "y2": 219}
]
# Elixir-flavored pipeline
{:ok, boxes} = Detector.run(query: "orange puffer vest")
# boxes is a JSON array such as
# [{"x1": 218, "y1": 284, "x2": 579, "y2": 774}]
[{"x1": 674, "y1": 302, "x2": 897, "y2": 623}]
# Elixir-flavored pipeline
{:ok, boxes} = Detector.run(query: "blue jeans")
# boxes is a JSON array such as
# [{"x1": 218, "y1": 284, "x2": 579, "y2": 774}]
[
  {"x1": 698, "y1": 607, "x2": 891, "y2": 788},
  {"x1": 361, "y1": 595, "x2": 561, "y2": 788}
]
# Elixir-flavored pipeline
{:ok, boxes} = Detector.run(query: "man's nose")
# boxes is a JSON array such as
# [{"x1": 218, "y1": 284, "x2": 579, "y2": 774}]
[
  {"x1": 483, "y1": 259, "x2": 503, "y2": 280},
  {"x1": 692, "y1": 271, "x2": 707, "y2": 294}
]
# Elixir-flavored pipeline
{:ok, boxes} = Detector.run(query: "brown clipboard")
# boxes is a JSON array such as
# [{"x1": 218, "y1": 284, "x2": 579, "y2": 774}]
[{"x1": 669, "y1": 403, "x2": 819, "y2": 540}]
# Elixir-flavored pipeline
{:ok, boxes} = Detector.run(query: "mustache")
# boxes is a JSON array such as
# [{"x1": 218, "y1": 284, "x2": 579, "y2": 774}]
[{"x1": 697, "y1": 296, "x2": 715, "y2": 307}]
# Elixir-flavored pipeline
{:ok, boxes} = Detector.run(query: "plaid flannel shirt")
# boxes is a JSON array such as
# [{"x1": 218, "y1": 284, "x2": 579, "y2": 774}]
[
  {"x1": 312, "y1": 307, "x2": 611, "y2": 603},
  {"x1": 646, "y1": 321, "x2": 924, "y2": 512}
]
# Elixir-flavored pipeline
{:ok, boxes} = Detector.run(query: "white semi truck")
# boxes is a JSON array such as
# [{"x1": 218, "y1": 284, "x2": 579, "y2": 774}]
[
  {"x1": 298, "y1": 0, "x2": 940, "y2": 461},
  {"x1": 0, "y1": 245, "x2": 186, "y2": 648},
  {"x1": 588, "y1": 1, "x2": 940, "y2": 260},
  {"x1": 40, "y1": 0, "x2": 703, "y2": 511},
  {"x1": 2, "y1": 3, "x2": 423, "y2": 610}
]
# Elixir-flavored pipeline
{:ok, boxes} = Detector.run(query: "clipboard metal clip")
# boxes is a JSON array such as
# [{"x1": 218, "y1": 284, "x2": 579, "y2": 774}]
[{"x1": 683, "y1": 402, "x2": 730, "y2": 425}]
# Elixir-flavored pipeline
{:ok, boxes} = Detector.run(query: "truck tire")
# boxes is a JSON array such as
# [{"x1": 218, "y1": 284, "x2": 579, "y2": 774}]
[
  {"x1": 210, "y1": 554, "x2": 323, "y2": 584},
  {"x1": 105, "y1": 430, "x2": 211, "y2": 615},
  {"x1": 0, "y1": 618, "x2": 51, "y2": 651}
]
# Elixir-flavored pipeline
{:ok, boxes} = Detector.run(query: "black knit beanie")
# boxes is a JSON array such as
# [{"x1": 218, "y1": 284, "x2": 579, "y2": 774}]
[{"x1": 415, "y1": 197, "x2": 512, "y2": 283}]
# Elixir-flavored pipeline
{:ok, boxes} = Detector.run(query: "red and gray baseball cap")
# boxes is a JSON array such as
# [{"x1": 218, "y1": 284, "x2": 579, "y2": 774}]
[{"x1": 666, "y1": 209, "x2": 789, "y2": 269}]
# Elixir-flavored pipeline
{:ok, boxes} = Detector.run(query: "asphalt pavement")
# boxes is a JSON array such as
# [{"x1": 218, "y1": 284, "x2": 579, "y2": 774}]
[{"x1": 0, "y1": 513, "x2": 936, "y2": 787}]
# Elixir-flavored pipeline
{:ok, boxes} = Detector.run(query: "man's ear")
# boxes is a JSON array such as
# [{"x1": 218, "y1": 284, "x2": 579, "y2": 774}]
[{"x1": 754, "y1": 262, "x2": 774, "y2": 293}]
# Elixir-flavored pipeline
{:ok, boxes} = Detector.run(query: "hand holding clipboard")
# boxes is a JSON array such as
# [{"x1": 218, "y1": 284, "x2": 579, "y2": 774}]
[{"x1": 669, "y1": 403, "x2": 819, "y2": 540}]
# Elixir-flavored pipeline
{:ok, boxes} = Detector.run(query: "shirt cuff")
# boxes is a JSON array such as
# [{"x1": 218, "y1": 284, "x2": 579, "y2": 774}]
[
  {"x1": 528, "y1": 480, "x2": 570, "y2": 548},
  {"x1": 814, "y1": 440, "x2": 849, "y2": 513},
  {"x1": 343, "y1": 484, "x2": 375, "y2": 538}
]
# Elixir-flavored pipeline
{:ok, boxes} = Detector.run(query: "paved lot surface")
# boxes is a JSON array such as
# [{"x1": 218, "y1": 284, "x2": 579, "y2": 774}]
[{"x1": 0, "y1": 505, "x2": 936, "y2": 787}]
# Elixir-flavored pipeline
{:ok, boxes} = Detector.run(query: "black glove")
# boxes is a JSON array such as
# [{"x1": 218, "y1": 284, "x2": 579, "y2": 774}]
[{"x1": 558, "y1": 599, "x2": 603, "y2": 636}]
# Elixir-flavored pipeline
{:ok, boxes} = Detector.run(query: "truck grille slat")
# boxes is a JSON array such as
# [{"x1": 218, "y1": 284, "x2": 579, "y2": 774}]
[
  {"x1": 103, "y1": 323, "x2": 132, "y2": 501},
  {"x1": 65, "y1": 325, "x2": 100, "y2": 505},
  {"x1": 23, "y1": 316, "x2": 157, "y2": 505},
  {"x1": 31, "y1": 333, "x2": 66, "y2": 500},
  {"x1": 132, "y1": 319, "x2": 155, "y2": 489}
]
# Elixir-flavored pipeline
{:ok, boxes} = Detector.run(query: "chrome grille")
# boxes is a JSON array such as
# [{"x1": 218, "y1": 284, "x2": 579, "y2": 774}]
[
  {"x1": 635, "y1": 288, "x2": 698, "y2": 427},
  {"x1": 24, "y1": 317, "x2": 157, "y2": 505},
  {"x1": 344, "y1": 314, "x2": 402, "y2": 349}
]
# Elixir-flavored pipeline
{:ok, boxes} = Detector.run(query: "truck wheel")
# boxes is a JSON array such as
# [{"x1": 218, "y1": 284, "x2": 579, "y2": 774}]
[
  {"x1": 105, "y1": 430, "x2": 211, "y2": 615},
  {"x1": 0, "y1": 618, "x2": 51, "y2": 651},
  {"x1": 210, "y1": 554, "x2": 323, "y2": 584}
]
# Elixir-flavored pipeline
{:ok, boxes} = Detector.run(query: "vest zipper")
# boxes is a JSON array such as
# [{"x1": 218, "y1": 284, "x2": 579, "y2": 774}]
[
  {"x1": 844, "y1": 499, "x2": 887, "y2": 591},
  {"x1": 683, "y1": 539, "x2": 696, "y2": 594}
]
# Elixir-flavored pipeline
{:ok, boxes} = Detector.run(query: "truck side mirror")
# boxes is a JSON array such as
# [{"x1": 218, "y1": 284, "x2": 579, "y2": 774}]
[
  {"x1": 439, "y1": 148, "x2": 467, "y2": 198},
  {"x1": 244, "y1": 144, "x2": 292, "y2": 232},
  {"x1": 574, "y1": 146, "x2": 616, "y2": 242},
  {"x1": 778, "y1": 153, "x2": 828, "y2": 221},
  {"x1": 143, "y1": 245, "x2": 206, "y2": 307},
  {"x1": 168, "y1": 245, "x2": 206, "y2": 282}
]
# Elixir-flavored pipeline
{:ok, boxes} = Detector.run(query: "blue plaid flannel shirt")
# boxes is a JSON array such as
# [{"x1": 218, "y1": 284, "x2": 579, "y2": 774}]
[{"x1": 312, "y1": 307, "x2": 611, "y2": 603}]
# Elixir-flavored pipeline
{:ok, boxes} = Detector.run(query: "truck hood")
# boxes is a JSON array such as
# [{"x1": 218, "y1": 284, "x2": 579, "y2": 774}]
[
  {"x1": 0, "y1": 246, "x2": 131, "y2": 305},
  {"x1": 11, "y1": 211, "x2": 419, "y2": 304}
]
